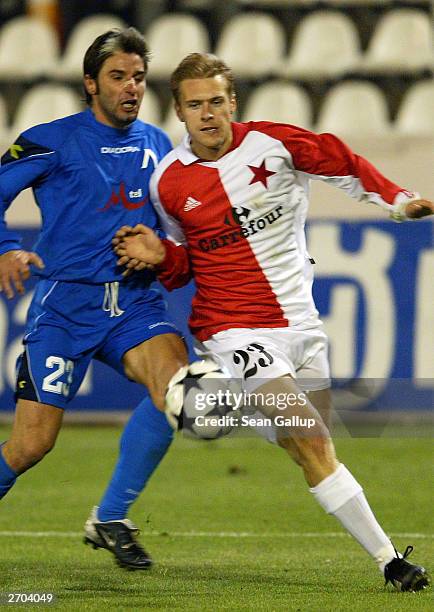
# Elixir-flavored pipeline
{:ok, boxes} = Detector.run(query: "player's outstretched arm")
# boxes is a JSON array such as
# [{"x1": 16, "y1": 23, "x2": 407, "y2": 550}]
[
  {"x1": 113, "y1": 224, "x2": 167, "y2": 274},
  {"x1": 0, "y1": 249, "x2": 44, "y2": 299},
  {"x1": 405, "y1": 199, "x2": 434, "y2": 219}
]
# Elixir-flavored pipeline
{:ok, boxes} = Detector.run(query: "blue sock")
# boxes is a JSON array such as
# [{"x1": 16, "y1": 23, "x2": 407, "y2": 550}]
[
  {"x1": 98, "y1": 396, "x2": 174, "y2": 521},
  {"x1": 0, "y1": 444, "x2": 17, "y2": 499}
]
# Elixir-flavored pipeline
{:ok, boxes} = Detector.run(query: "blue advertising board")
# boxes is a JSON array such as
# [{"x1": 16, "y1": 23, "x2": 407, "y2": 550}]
[{"x1": 0, "y1": 220, "x2": 432, "y2": 412}]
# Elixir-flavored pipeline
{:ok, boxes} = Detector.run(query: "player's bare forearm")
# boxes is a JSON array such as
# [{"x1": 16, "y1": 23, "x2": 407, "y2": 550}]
[
  {"x1": 0, "y1": 249, "x2": 44, "y2": 299},
  {"x1": 405, "y1": 199, "x2": 434, "y2": 219}
]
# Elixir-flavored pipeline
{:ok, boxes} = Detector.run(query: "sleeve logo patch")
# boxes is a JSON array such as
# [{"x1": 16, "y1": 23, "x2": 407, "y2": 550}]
[{"x1": 10, "y1": 144, "x2": 24, "y2": 159}]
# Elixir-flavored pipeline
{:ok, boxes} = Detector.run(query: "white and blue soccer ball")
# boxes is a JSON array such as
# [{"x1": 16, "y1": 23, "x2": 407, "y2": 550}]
[{"x1": 165, "y1": 359, "x2": 241, "y2": 439}]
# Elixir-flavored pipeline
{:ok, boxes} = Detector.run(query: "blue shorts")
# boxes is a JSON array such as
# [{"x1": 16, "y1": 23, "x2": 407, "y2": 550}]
[{"x1": 15, "y1": 279, "x2": 181, "y2": 409}]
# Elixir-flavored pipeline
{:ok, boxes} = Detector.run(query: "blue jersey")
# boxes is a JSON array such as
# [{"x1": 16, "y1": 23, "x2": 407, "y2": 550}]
[{"x1": 0, "y1": 108, "x2": 171, "y2": 283}]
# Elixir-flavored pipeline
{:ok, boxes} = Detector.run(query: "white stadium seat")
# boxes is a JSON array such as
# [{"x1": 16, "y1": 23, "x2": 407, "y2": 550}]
[
  {"x1": 395, "y1": 80, "x2": 434, "y2": 136},
  {"x1": 0, "y1": 93, "x2": 8, "y2": 139},
  {"x1": 162, "y1": 105, "x2": 187, "y2": 147},
  {"x1": 242, "y1": 81, "x2": 313, "y2": 130},
  {"x1": 316, "y1": 80, "x2": 391, "y2": 137},
  {"x1": 137, "y1": 87, "x2": 163, "y2": 126},
  {"x1": 0, "y1": 16, "x2": 59, "y2": 80},
  {"x1": 215, "y1": 13, "x2": 286, "y2": 78},
  {"x1": 325, "y1": 0, "x2": 389, "y2": 5},
  {"x1": 236, "y1": 0, "x2": 318, "y2": 5},
  {"x1": 361, "y1": 9, "x2": 434, "y2": 74},
  {"x1": 10, "y1": 84, "x2": 82, "y2": 137},
  {"x1": 55, "y1": 14, "x2": 127, "y2": 80},
  {"x1": 146, "y1": 14, "x2": 210, "y2": 79},
  {"x1": 280, "y1": 11, "x2": 362, "y2": 80},
  {"x1": 177, "y1": 0, "x2": 214, "y2": 7}
]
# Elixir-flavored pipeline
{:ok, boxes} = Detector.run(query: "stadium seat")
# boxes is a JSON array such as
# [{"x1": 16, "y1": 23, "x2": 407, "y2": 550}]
[
  {"x1": 146, "y1": 14, "x2": 210, "y2": 79},
  {"x1": 360, "y1": 9, "x2": 434, "y2": 74},
  {"x1": 178, "y1": 0, "x2": 214, "y2": 7},
  {"x1": 316, "y1": 80, "x2": 391, "y2": 136},
  {"x1": 55, "y1": 14, "x2": 127, "y2": 80},
  {"x1": 279, "y1": 11, "x2": 362, "y2": 80},
  {"x1": 325, "y1": 0, "x2": 389, "y2": 5},
  {"x1": 0, "y1": 92, "x2": 8, "y2": 138},
  {"x1": 162, "y1": 105, "x2": 187, "y2": 146},
  {"x1": 137, "y1": 87, "x2": 163, "y2": 126},
  {"x1": 236, "y1": 0, "x2": 318, "y2": 5},
  {"x1": 395, "y1": 80, "x2": 434, "y2": 136},
  {"x1": 215, "y1": 13, "x2": 286, "y2": 78},
  {"x1": 0, "y1": 16, "x2": 59, "y2": 80},
  {"x1": 241, "y1": 81, "x2": 313, "y2": 129},
  {"x1": 236, "y1": 0, "x2": 317, "y2": 5},
  {"x1": 10, "y1": 84, "x2": 82, "y2": 137}
]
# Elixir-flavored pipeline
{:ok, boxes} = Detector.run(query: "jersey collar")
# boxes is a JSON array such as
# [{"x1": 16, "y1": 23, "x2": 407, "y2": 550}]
[{"x1": 84, "y1": 107, "x2": 138, "y2": 139}]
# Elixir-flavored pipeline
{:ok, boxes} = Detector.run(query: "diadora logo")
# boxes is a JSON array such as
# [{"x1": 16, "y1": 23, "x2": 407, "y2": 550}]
[
  {"x1": 184, "y1": 196, "x2": 202, "y2": 212},
  {"x1": 99, "y1": 147, "x2": 159, "y2": 172},
  {"x1": 98, "y1": 182, "x2": 149, "y2": 212},
  {"x1": 100, "y1": 146, "x2": 141, "y2": 154},
  {"x1": 141, "y1": 148, "x2": 158, "y2": 169}
]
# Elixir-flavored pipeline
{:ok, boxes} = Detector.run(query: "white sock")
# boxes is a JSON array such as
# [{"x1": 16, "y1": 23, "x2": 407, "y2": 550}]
[{"x1": 310, "y1": 463, "x2": 397, "y2": 572}]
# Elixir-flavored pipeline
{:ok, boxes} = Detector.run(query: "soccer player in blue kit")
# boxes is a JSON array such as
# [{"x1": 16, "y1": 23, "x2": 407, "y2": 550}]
[{"x1": 0, "y1": 28, "x2": 189, "y2": 570}]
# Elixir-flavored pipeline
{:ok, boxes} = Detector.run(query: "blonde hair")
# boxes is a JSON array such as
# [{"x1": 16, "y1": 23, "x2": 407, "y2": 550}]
[{"x1": 170, "y1": 53, "x2": 235, "y2": 103}]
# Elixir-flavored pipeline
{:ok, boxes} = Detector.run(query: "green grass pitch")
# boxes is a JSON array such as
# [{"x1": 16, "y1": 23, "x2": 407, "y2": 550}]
[{"x1": 0, "y1": 425, "x2": 432, "y2": 611}]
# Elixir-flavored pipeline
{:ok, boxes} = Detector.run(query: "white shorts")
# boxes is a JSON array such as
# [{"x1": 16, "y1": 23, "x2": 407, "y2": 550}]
[
  {"x1": 195, "y1": 327, "x2": 331, "y2": 444},
  {"x1": 196, "y1": 326, "x2": 330, "y2": 393}
]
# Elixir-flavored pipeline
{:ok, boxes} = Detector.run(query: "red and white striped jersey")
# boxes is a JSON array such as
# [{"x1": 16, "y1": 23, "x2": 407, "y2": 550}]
[{"x1": 150, "y1": 121, "x2": 415, "y2": 341}]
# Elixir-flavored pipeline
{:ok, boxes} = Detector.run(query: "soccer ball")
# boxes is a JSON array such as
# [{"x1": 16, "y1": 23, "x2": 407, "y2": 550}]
[{"x1": 165, "y1": 359, "x2": 241, "y2": 439}]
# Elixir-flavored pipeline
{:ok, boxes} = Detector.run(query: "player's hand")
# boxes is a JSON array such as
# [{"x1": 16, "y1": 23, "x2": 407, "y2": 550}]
[
  {"x1": 113, "y1": 225, "x2": 152, "y2": 275},
  {"x1": 405, "y1": 199, "x2": 434, "y2": 219},
  {"x1": 113, "y1": 224, "x2": 167, "y2": 276},
  {"x1": 112, "y1": 225, "x2": 135, "y2": 247},
  {"x1": 0, "y1": 249, "x2": 44, "y2": 299}
]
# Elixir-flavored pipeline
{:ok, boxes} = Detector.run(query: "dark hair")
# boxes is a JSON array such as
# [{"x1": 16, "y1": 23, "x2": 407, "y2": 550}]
[
  {"x1": 83, "y1": 27, "x2": 151, "y2": 105},
  {"x1": 170, "y1": 53, "x2": 235, "y2": 103}
]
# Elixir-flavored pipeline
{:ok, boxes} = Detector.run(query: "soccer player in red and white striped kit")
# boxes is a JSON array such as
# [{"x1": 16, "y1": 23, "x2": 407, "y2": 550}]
[{"x1": 114, "y1": 53, "x2": 433, "y2": 591}]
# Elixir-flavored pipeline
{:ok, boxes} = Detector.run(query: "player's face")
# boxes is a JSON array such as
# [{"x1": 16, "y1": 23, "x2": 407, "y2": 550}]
[
  {"x1": 176, "y1": 76, "x2": 236, "y2": 161},
  {"x1": 85, "y1": 52, "x2": 146, "y2": 129}
]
